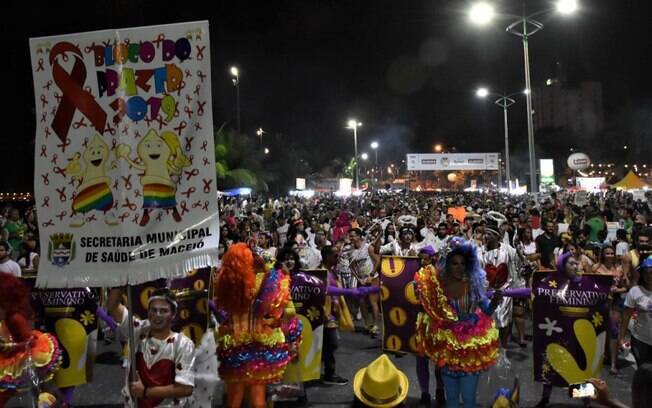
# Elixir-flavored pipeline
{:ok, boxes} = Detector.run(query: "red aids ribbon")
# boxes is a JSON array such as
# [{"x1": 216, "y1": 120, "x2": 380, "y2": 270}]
[
  {"x1": 196, "y1": 70, "x2": 206, "y2": 83},
  {"x1": 121, "y1": 175, "x2": 132, "y2": 190},
  {"x1": 40, "y1": 113, "x2": 48, "y2": 123},
  {"x1": 134, "y1": 189, "x2": 141, "y2": 198},
  {"x1": 42, "y1": 219, "x2": 55, "y2": 228},
  {"x1": 202, "y1": 178, "x2": 212, "y2": 194},
  {"x1": 184, "y1": 136, "x2": 194, "y2": 151},
  {"x1": 193, "y1": 85, "x2": 201, "y2": 96},
  {"x1": 57, "y1": 138, "x2": 71, "y2": 153},
  {"x1": 181, "y1": 187, "x2": 196, "y2": 199},
  {"x1": 41, "y1": 174, "x2": 50, "y2": 185},
  {"x1": 122, "y1": 198, "x2": 137, "y2": 211},
  {"x1": 40, "y1": 95, "x2": 48, "y2": 108},
  {"x1": 50, "y1": 42, "x2": 107, "y2": 143},
  {"x1": 179, "y1": 201, "x2": 190, "y2": 215},
  {"x1": 56, "y1": 187, "x2": 67, "y2": 202},
  {"x1": 56, "y1": 210, "x2": 67, "y2": 221},
  {"x1": 194, "y1": 123, "x2": 202, "y2": 131},
  {"x1": 40, "y1": 145, "x2": 48, "y2": 158},
  {"x1": 196, "y1": 101, "x2": 206, "y2": 116},
  {"x1": 202, "y1": 201, "x2": 209, "y2": 211},
  {"x1": 36, "y1": 58, "x2": 45, "y2": 71},
  {"x1": 184, "y1": 168, "x2": 199, "y2": 181},
  {"x1": 41, "y1": 196, "x2": 50, "y2": 207},
  {"x1": 45, "y1": 127, "x2": 51, "y2": 138},
  {"x1": 200, "y1": 141, "x2": 208, "y2": 151},
  {"x1": 119, "y1": 213, "x2": 130, "y2": 222},
  {"x1": 184, "y1": 69, "x2": 192, "y2": 79},
  {"x1": 202, "y1": 157, "x2": 209, "y2": 166},
  {"x1": 196, "y1": 45, "x2": 206, "y2": 60},
  {"x1": 50, "y1": 154, "x2": 58, "y2": 165},
  {"x1": 43, "y1": 80, "x2": 53, "y2": 91},
  {"x1": 185, "y1": 94, "x2": 193, "y2": 104},
  {"x1": 184, "y1": 106, "x2": 194, "y2": 119},
  {"x1": 73, "y1": 117, "x2": 88, "y2": 129},
  {"x1": 174, "y1": 121, "x2": 187, "y2": 136}
]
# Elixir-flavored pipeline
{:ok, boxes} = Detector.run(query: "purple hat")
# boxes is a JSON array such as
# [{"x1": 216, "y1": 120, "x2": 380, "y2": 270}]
[{"x1": 419, "y1": 245, "x2": 436, "y2": 257}]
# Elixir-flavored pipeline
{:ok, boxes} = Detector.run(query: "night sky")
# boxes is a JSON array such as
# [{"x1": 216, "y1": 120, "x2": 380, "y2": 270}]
[{"x1": 5, "y1": 0, "x2": 652, "y2": 191}]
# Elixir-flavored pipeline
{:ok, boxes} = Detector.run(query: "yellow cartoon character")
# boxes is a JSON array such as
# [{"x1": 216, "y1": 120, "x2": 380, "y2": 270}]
[
  {"x1": 116, "y1": 129, "x2": 191, "y2": 226},
  {"x1": 64, "y1": 135, "x2": 117, "y2": 227}
]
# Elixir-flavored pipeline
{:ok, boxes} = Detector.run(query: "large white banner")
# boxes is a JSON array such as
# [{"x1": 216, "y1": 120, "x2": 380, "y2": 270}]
[
  {"x1": 406, "y1": 153, "x2": 499, "y2": 171},
  {"x1": 30, "y1": 22, "x2": 219, "y2": 287}
]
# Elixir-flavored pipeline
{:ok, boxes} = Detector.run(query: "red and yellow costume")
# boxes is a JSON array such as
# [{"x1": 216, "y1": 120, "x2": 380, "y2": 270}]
[
  {"x1": 215, "y1": 243, "x2": 302, "y2": 385},
  {"x1": 0, "y1": 273, "x2": 61, "y2": 406},
  {"x1": 414, "y1": 263, "x2": 499, "y2": 375}
]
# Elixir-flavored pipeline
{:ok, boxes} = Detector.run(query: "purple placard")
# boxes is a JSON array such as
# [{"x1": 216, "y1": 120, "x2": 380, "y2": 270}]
[
  {"x1": 532, "y1": 272, "x2": 612, "y2": 387},
  {"x1": 379, "y1": 256, "x2": 421, "y2": 354}
]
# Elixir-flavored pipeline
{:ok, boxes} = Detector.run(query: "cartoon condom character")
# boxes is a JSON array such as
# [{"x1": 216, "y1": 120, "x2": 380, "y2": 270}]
[
  {"x1": 116, "y1": 129, "x2": 191, "y2": 226},
  {"x1": 64, "y1": 135, "x2": 117, "y2": 227}
]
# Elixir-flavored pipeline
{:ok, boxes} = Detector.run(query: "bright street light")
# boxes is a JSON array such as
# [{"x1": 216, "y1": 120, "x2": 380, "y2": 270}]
[
  {"x1": 264, "y1": 148, "x2": 270, "y2": 155},
  {"x1": 469, "y1": 2, "x2": 578, "y2": 193},
  {"x1": 230, "y1": 66, "x2": 241, "y2": 134},
  {"x1": 434, "y1": 144, "x2": 443, "y2": 153},
  {"x1": 556, "y1": 0, "x2": 578, "y2": 15},
  {"x1": 476, "y1": 87, "x2": 489, "y2": 98},
  {"x1": 370, "y1": 141, "x2": 379, "y2": 149},
  {"x1": 361, "y1": 153, "x2": 369, "y2": 160},
  {"x1": 469, "y1": 2, "x2": 495, "y2": 25},
  {"x1": 523, "y1": 88, "x2": 530, "y2": 95},
  {"x1": 347, "y1": 119, "x2": 362, "y2": 190},
  {"x1": 347, "y1": 119, "x2": 362, "y2": 129}
]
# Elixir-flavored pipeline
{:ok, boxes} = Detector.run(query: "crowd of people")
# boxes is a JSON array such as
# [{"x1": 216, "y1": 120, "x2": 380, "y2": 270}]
[{"x1": 1, "y1": 189, "x2": 652, "y2": 407}]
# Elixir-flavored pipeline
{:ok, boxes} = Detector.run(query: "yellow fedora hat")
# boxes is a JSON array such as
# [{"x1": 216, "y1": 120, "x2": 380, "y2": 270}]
[{"x1": 353, "y1": 354, "x2": 409, "y2": 408}]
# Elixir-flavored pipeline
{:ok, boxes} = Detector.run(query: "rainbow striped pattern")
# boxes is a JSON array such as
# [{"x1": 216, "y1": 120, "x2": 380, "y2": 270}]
[
  {"x1": 143, "y1": 183, "x2": 177, "y2": 209},
  {"x1": 72, "y1": 182, "x2": 113, "y2": 214}
]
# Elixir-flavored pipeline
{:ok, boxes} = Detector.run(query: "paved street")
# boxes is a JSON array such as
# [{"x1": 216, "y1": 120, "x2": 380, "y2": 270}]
[{"x1": 8, "y1": 318, "x2": 636, "y2": 408}]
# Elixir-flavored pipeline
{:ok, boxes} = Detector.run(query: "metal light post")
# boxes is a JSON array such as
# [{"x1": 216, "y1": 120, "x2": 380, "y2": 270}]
[
  {"x1": 347, "y1": 119, "x2": 362, "y2": 190},
  {"x1": 476, "y1": 87, "x2": 522, "y2": 189},
  {"x1": 370, "y1": 141, "x2": 379, "y2": 188},
  {"x1": 256, "y1": 127, "x2": 265, "y2": 145},
  {"x1": 469, "y1": 0, "x2": 578, "y2": 193},
  {"x1": 230, "y1": 66, "x2": 241, "y2": 134}
]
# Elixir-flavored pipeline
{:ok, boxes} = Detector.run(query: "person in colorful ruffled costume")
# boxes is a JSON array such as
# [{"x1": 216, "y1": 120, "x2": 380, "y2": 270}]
[
  {"x1": 214, "y1": 243, "x2": 302, "y2": 408},
  {"x1": 0, "y1": 272, "x2": 61, "y2": 407},
  {"x1": 414, "y1": 238, "x2": 502, "y2": 408}
]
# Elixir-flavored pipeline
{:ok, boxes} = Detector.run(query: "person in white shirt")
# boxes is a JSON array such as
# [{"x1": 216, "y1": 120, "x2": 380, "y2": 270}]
[
  {"x1": 276, "y1": 217, "x2": 289, "y2": 248},
  {"x1": 108, "y1": 287, "x2": 196, "y2": 407},
  {"x1": 380, "y1": 226, "x2": 421, "y2": 256},
  {"x1": 432, "y1": 223, "x2": 450, "y2": 253},
  {"x1": 620, "y1": 257, "x2": 652, "y2": 366},
  {"x1": 615, "y1": 229, "x2": 630, "y2": 259},
  {"x1": 0, "y1": 241, "x2": 21, "y2": 277}
]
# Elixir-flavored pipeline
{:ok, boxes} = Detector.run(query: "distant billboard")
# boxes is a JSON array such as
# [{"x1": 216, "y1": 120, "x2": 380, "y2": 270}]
[
  {"x1": 540, "y1": 159, "x2": 555, "y2": 185},
  {"x1": 406, "y1": 153, "x2": 499, "y2": 171}
]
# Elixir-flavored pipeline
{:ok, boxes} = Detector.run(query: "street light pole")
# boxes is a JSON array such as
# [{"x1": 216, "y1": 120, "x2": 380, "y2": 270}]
[
  {"x1": 353, "y1": 126, "x2": 359, "y2": 190},
  {"x1": 477, "y1": 88, "x2": 517, "y2": 190},
  {"x1": 470, "y1": 1, "x2": 579, "y2": 193},
  {"x1": 502, "y1": 103, "x2": 511, "y2": 189},
  {"x1": 347, "y1": 120, "x2": 362, "y2": 190},
  {"x1": 230, "y1": 66, "x2": 241, "y2": 135},
  {"x1": 522, "y1": 34, "x2": 537, "y2": 193}
]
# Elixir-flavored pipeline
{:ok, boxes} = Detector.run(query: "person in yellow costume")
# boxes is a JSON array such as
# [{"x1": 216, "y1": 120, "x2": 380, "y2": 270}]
[
  {"x1": 116, "y1": 129, "x2": 191, "y2": 226},
  {"x1": 414, "y1": 237, "x2": 502, "y2": 408}
]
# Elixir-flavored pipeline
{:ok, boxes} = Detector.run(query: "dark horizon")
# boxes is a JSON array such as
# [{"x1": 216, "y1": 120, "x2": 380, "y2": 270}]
[{"x1": 5, "y1": 0, "x2": 651, "y2": 192}]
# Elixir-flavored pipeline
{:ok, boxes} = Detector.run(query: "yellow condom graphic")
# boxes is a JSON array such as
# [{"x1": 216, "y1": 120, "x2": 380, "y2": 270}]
[
  {"x1": 546, "y1": 319, "x2": 605, "y2": 384},
  {"x1": 54, "y1": 318, "x2": 89, "y2": 387}
]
